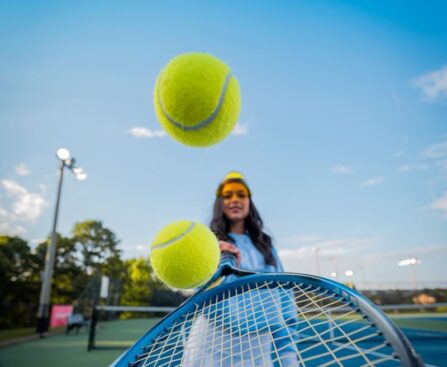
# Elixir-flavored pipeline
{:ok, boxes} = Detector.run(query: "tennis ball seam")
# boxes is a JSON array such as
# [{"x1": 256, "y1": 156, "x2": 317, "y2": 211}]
[
  {"x1": 157, "y1": 71, "x2": 233, "y2": 131},
  {"x1": 152, "y1": 222, "x2": 196, "y2": 250},
  {"x1": 150, "y1": 220, "x2": 220, "y2": 289}
]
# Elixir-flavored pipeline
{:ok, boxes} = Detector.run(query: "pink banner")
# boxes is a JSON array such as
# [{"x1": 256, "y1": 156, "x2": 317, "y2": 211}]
[{"x1": 50, "y1": 305, "x2": 73, "y2": 328}]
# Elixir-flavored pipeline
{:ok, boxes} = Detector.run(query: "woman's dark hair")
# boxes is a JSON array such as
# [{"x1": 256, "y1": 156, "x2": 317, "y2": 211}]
[{"x1": 210, "y1": 182, "x2": 276, "y2": 266}]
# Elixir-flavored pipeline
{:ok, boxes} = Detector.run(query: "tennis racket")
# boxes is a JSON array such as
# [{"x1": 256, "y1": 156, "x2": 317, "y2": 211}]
[{"x1": 111, "y1": 253, "x2": 423, "y2": 366}]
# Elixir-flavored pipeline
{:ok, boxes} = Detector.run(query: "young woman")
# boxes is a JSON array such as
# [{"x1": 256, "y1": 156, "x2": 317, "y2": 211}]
[
  {"x1": 182, "y1": 172, "x2": 297, "y2": 366},
  {"x1": 210, "y1": 171, "x2": 285, "y2": 274}
]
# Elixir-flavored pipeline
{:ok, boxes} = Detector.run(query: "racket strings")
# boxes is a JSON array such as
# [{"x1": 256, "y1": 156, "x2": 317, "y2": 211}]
[
  {"x1": 293, "y1": 283, "x2": 376, "y2": 366},
  {"x1": 131, "y1": 280, "x2": 403, "y2": 366},
  {"x1": 290, "y1": 284, "x2": 394, "y2": 366}
]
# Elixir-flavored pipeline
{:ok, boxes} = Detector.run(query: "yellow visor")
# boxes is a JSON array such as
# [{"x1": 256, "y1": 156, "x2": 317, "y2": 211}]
[{"x1": 221, "y1": 183, "x2": 249, "y2": 200}]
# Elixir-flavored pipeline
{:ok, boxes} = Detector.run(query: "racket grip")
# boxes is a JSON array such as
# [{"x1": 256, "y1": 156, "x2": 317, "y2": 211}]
[{"x1": 220, "y1": 251, "x2": 238, "y2": 267}]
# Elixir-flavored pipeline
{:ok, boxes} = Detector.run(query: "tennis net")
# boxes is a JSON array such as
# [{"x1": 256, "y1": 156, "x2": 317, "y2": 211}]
[{"x1": 87, "y1": 303, "x2": 447, "y2": 351}]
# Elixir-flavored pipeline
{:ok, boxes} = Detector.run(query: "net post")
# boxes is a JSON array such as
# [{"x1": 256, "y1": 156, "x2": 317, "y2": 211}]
[{"x1": 87, "y1": 305, "x2": 98, "y2": 351}]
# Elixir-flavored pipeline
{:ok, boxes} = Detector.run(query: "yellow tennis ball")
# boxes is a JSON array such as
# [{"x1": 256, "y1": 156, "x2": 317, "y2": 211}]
[
  {"x1": 150, "y1": 220, "x2": 220, "y2": 289},
  {"x1": 153, "y1": 53, "x2": 241, "y2": 147}
]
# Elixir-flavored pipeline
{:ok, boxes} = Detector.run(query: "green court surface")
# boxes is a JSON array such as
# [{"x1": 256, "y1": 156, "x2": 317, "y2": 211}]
[
  {"x1": 0, "y1": 316, "x2": 446, "y2": 367},
  {"x1": 0, "y1": 328, "x2": 36, "y2": 343},
  {"x1": 389, "y1": 312, "x2": 447, "y2": 332},
  {"x1": 0, "y1": 319, "x2": 161, "y2": 367}
]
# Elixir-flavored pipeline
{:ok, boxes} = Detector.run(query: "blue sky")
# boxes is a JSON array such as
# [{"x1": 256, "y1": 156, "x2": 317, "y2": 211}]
[{"x1": 1, "y1": 0, "x2": 446, "y2": 288}]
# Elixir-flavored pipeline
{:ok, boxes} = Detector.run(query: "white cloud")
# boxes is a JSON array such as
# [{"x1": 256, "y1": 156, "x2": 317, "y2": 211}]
[
  {"x1": 0, "y1": 198, "x2": 6, "y2": 217},
  {"x1": 411, "y1": 244, "x2": 447, "y2": 255},
  {"x1": 423, "y1": 139, "x2": 447, "y2": 159},
  {"x1": 435, "y1": 160, "x2": 447, "y2": 170},
  {"x1": 1, "y1": 179, "x2": 48, "y2": 222},
  {"x1": 400, "y1": 163, "x2": 430, "y2": 173},
  {"x1": 30, "y1": 238, "x2": 46, "y2": 245},
  {"x1": 0, "y1": 222, "x2": 26, "y2": 236},
  {"x1": 129, "y1": 123, "x2": 249, "y2": 139},
  {"x1": 278, "y1": 236, "x2": 376, "y2": 274},
  {"x1": 360, "y1": 244, "x2": 447, "y2": 265},
  {"x1": 361, "y1": 177, "x2": 385, "y2": 187},
  {"x1": 279, "y1": 236, "x2": 374, "y2": 259},
  {"x1": 231, "y1": 123, "x2": 249, "y2": 136},
  {"x1": 332, "y1": 165, "x2": 352, "y2": 175},
  {"x1": 2, "y1": 179, "x2": 27, "y2": 197},
  {"x1": 430, "y1": 192, "x2": 447, "y2": 217},
  {"x1": 394, "y1": 141, "x2": 447, "y2": 175},
  {"x1": 278, "y1": 231, "x2": 447, "y2": 278},
  {"x1": 413, "y1": 65, "x2": 447, "y2": 101},
  {"x1": 394, "y1": 151, "x2": 404, "y2": 158},
  {"x1": 397, "y1": 164, "x2": 411, "y2": 173},
  {"x1": 129, "y1": 127, "x2": 167, "y2": 138},
  {"x1": 281, "y1": 234, "x2": 320, "y2": 245},
  {"x1": 0, "y1": 198, "x2": 27, "y2": 236},
  {"x1": 15, "y1": 164, "x2": 31, "y2": 176},
  {"x1": 121, "y1": 243, "x2": 147, "y2": 259}
]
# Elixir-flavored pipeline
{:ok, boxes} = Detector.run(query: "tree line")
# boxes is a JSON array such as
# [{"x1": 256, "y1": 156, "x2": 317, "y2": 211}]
[
  {"x1": 3, "y1": 220, "x2": 445, "y2": 329},
  {"x1": 0, "y1": 220, "x2": 183, "y2": 329}
]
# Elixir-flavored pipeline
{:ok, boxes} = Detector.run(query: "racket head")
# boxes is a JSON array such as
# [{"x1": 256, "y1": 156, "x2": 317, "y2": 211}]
[{"x1": 111, "y1": 272, "x2": 423, "y2": 367}]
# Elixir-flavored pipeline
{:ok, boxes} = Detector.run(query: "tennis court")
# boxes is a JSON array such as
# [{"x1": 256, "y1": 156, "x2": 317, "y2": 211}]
[{"x1": 0, "y1": 313, "x2": 446, "y2": 367}]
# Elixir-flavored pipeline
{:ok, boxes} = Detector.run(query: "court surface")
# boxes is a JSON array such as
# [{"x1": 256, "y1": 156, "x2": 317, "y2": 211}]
[{"x1": 0, "y1": 315, "x2": 445, "y2": 367}]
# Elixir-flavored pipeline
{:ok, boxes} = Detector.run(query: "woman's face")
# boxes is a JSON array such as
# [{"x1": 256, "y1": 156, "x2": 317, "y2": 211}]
[{"x1": 221, "y1": 182, "x2": 250, "y2": 223}]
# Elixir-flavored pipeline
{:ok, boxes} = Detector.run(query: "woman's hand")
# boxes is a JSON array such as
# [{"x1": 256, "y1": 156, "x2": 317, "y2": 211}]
[{"x1": 219, "y1": 241, "x2": 241, "y2": 266}]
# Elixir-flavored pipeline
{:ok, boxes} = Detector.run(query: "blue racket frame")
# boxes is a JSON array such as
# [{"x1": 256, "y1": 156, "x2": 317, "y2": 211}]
[{"x1": 111, "y1": 259, "x2": 423, "y2": 367}]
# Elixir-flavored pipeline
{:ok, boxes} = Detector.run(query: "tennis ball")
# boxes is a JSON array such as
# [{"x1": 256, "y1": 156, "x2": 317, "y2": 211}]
[
  {"x1": 150, "y1": 220, "x2": 220, "y2": 289},
  {"x1": 154, "y1": 53, "x2": 241, "y2": 147}
]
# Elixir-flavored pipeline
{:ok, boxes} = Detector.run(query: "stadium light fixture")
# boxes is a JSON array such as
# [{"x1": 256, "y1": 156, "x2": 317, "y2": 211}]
[
  {"x1": 56, "y1": 148, "x2": 70, "y2": 161},
  {"x1": 345, "y1": 270, "x2": 354, "y2": 277},
  {"x1": 398, "y1": 258, "x2": 421, "y2": 290},
  {"x1": 331, "y1": 272, "x2": 337, "y2": 278},
  {"x1": 73, "y1": 167, "x2": 87, "y2": 181},
  {"x1": 36, "y1": 148, "x2": 87, "y2": 336},
  {"x1": 398, "y1": 258, "x2": 421, "y2": 267}
]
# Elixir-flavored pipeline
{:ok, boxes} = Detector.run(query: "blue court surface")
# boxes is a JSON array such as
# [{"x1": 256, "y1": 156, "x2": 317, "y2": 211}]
[
  {"x1": 401, "y1": 328, "x2": 447, "y2": 367},
  {"x1": 0, "y1": 316, "x2": 445, "y2": 366}
]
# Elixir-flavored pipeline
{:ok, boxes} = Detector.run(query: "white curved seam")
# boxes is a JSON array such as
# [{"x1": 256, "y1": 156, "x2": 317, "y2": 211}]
[
  {"x1": 158, "y1": 72, "x2": 232, "y2": 131},
  {"x1": 152, "y1": 222, "x2": 195, "y2": 250}
]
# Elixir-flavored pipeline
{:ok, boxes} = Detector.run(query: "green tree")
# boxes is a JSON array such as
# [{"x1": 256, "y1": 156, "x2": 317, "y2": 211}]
[
  {"x1": 71, "y1": 220, "x2": 121, "y2": 274},
  {"x1": 34, "y1": 234, "x2": 88, "y2": 304},
  {"x1": 119, "y1": 257, "x2": 184, "y2": 317},
  {"x1": 0, "y1": 236, "x2": 40, "y2": 328},
  {"x1": 0, "y1": 235, "x2": 35, "y2": 285},
  {"x1": 120, "y1": 257, "x2": 162, "y2": 306},
  {"x1": 119, "y1": 257, "x2": 169, "y2": 319},
  {"x1": 69, "y1": 220, "x2": 126, "y2": 311}
]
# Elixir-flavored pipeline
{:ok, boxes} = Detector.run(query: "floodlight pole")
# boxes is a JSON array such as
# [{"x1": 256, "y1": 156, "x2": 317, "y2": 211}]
[
  {"x1": 398, "y1": 258, "x2": 421, "y2": 291},
  {"x1": 330, "y1": 256, "x2": 338, "y2": 279},
  {"x1": 36, "y1": 149, "x2": 87, "y2": 336},
  {"x1": 410, "y1": 264, "x2": 418, "y2": 290},
  {"x1": 36, "y1": 160, "x2": 65, "y2": 336}
]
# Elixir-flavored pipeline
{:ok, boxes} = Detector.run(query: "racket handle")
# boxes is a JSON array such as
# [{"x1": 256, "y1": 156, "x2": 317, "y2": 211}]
[
  {"x1": 220, "y1": 251, "x2": 238, "y2": 268},
  {"x1": 202, "y1": 251, "x2": 253, "y2": 289}
]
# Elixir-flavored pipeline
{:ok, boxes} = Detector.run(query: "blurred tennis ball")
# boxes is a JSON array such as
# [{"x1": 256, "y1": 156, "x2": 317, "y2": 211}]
[
  {"x1": 153, "y1": 53, "x2": 241, "y2": 147},
  {"x1": 150, "y1": 220, "x2": 220, "y2": 289}
]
